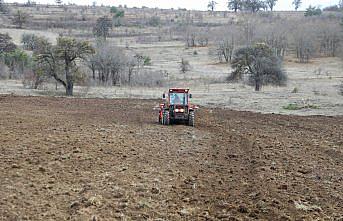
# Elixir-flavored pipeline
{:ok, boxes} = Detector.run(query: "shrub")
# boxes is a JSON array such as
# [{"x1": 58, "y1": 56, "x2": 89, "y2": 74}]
[
  {"x1": 143, "y1": 56, "x2": 151, "y2": 66},
  {"x1": 148, "y1": 16, "x2": 161, "y2": 27},
  {"x1": 180, "y1": 58, "x2": 191, "y2": 73}
]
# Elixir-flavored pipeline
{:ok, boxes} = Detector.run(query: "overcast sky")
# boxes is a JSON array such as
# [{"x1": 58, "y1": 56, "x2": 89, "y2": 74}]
[{"x1": 5, "y1": 0, "x2": 341, "y2": 11}]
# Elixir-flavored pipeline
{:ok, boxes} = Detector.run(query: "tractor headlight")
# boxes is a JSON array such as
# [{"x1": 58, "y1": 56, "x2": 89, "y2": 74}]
[{"x1": 175, "y1": 109, "x2": 184, "y2": 113}]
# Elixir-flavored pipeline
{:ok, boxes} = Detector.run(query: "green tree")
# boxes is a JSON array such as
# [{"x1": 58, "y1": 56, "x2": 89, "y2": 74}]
[
  {"x1": 228, "y1": 43, "x2": 287, "y2": 91},
  {"x1": 292, "y1": 0, "x2": 302, "y2": 11},
  {"x1": 1, "y1": 49, "x2": 29, "y2": 79},
  {"x1": 228, "y1": 0, "x2": 243, "y2": 12},
  {"x1": 13, "y1": 10, "x2": 27, "y2": 29},
  {"x1": 37, "y1": 37, "x2": 94, "y2": 96},
  {"x1": 244, "y1": 0, "x2": 265, "y2": 13},
  {"x1": 93, "y1": 16, "x2": 112, "y2": 40},
  {"x1": 0, "y1": 0, "x2": 7, "y2": 12},
  {"x1": 110, "y1": 6, "x2": 125, "y2": 18},
  {"x1": 304, "y1": 5, "x2": 322, "y2": 16}
]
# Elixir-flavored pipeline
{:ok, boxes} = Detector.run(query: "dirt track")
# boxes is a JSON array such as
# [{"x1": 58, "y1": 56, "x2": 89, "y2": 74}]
[{"x1": 0, "y1": 95, "x2": 342, "y2": 220}]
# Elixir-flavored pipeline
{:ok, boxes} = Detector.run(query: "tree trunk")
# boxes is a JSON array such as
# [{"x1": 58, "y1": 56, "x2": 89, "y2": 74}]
[
  {"x1": 255, "y1": 79, "x2": 261, "y2": 91},
  {"x1": 65, "y1": 63, "x2": 73, "y2": 96},
  {"x1": 66, "y1": 79, "x2": 73, "y2": 96}
]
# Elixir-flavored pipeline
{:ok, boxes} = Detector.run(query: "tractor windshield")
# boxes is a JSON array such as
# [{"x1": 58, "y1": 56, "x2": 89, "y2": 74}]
[{"x1": 170, "y1": 93, "x2": 187, "y2": 105}]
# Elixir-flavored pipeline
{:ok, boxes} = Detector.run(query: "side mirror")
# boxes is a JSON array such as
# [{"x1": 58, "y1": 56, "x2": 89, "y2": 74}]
[
  {"x1": 189, "y1": 94, "x2": 192, "y2": 99},
  {"x1": 162, "y1": 93, "x2": 166, "y2": 99}
]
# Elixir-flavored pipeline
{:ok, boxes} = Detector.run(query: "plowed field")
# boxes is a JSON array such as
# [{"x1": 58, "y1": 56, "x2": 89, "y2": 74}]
[{"x1": 0, "y1": 95, "x2": 342, "y2": 220}]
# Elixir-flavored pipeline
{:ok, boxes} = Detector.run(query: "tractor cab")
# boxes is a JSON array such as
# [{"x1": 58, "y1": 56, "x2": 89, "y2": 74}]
[{"x1": 159, "y1": 89, "x2": 196, "y2": 126}]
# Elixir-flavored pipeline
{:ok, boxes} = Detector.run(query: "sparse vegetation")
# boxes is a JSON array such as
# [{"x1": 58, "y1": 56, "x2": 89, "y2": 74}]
[{"x1": 283, "y1": 103, "x2": 319, "y2": 110}]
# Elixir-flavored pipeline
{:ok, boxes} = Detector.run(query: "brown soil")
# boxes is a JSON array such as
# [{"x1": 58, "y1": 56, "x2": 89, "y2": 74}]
[{"x1": 0, "y1": 95, "x2": 342, "y2": 220}]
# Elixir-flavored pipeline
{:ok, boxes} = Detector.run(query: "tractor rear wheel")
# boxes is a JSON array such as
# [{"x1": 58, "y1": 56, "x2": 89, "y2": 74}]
[
  {"x1": 188, "y1": 111, "x2": 195, "y2": 127},
  {"x1": 162, "y1": 111, "x2": 170, "y2": 125}
]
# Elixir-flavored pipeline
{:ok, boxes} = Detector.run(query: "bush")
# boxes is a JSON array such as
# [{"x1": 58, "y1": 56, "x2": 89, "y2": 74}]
[
  {"x1": 21, "y1": 33, "x2": 36, "y2": 50},
  {"x1": 305, "y1": 6, "x2": 322, "y2": 16},
  {"x1": 283, "y1": 103, "x2": 319, "y2": 110},
  {"x1": 180, "y1": 58, "x2": 191, "y2": 73},
  {"x1": 148, "y1": 16, "x2": 161, "y2": 27},
  {"x1": 130, "y1": 70, "x2": 165, "y2": 87},
  {"x1": 22, "y1": 69, "x2": 45, "y2": 89},
  {"x1": 110, "y1": 6, "x2": 124, "y2": 18},
  {"x1": 143, "y1": 56, "x2": 151, "y2": 66}
]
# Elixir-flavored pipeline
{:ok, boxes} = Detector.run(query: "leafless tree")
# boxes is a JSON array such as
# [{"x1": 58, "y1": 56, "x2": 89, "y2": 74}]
[
  {"x1": 13, "y1": 10, "x2": 28, "y2": 29},
  {"x1": 293, "y1": 27, "x2": 314, "y2": 63},
  {"x1": 317, "y1": 22, "x2": 341, "y2": 57},
  {"x1": 208, "y1": 1, "x2": 217, "y2": 12},
  {"x1": 265, "y1": 0, "x2": 278, "y2": 11},
  {"x1": 86, "y1": 42, "x2": 127, "y2": 86}
]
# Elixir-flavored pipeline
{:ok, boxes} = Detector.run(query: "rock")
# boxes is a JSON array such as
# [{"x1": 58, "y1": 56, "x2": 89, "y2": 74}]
[
  {"x1": 151, "y1": 187, "x2": 160, "y2": 194},
  {"x1": 38, "y1": 166, "x2": 46, "y2": 172},
  {"x1": 238, "y1": 205, "x2": 249, "y2": 213},
  {"x1": 11, "y1": 164, "x2": 20, "y2": 169},
  {"x1": 179, "y1": 208, "x2": 190, "y2": 216},
  {"x1": 70, "y1": 201, "x2": 80, "y2": 209}
]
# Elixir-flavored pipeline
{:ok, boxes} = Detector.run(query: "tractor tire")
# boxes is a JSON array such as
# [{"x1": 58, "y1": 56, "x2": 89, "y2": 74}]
[
  {"x1": 163, "y1": 111, "x2": 170, "y2": 125},
  {"x1": 188, "y1": 111, "x2": 195, "y2": 127}
]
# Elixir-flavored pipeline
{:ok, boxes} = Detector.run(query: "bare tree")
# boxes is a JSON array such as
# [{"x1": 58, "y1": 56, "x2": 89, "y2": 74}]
[
  {"x1": 318, "y1": 22, "x2": 341, "y2": 57},
  {"x1": 208, "y1": 1, "x2": 217, "y2": 11},
  {"x1": 265, "y1": 0, "x2": 278, "y2": 11},
  {"x1": 13, "y1": 10, "x2": 27, "y2": 29},
  {"x1": 93, "y1": 16, "x2": 112, "y2": 40},
  {"x1": 293, "y1": 28, "x2": 314, "y2": 63},
  {"x1": 241, "y1": 16, "x2": 257, "y2": 45},
  {"x1": 86, "y1": 42, "x2": 127, "y2": 86},
  {"x1": 216, "y1": 38, "x2": 235, "y2": 63}
]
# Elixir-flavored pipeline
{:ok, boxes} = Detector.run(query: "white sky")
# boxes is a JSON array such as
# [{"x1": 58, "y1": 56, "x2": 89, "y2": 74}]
[{"x1": 5, "y1": 0, "x2": 341, "y2": 11}]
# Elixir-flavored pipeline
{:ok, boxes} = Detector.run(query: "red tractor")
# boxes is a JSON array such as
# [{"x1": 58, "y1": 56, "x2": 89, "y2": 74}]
[{"x1": 159, "y1": 88, "x2": 196, "y2": 126}]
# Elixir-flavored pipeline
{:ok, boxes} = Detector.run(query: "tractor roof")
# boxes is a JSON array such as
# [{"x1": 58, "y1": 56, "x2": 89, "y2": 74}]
[{"x1": 169, "y1": 88, "x2": 190, "y2": 93}]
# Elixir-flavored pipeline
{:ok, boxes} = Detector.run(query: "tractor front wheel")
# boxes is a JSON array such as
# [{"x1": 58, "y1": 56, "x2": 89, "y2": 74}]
[{"x1": 188, "y1": 111, "x2": 195, "y2": 127}]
